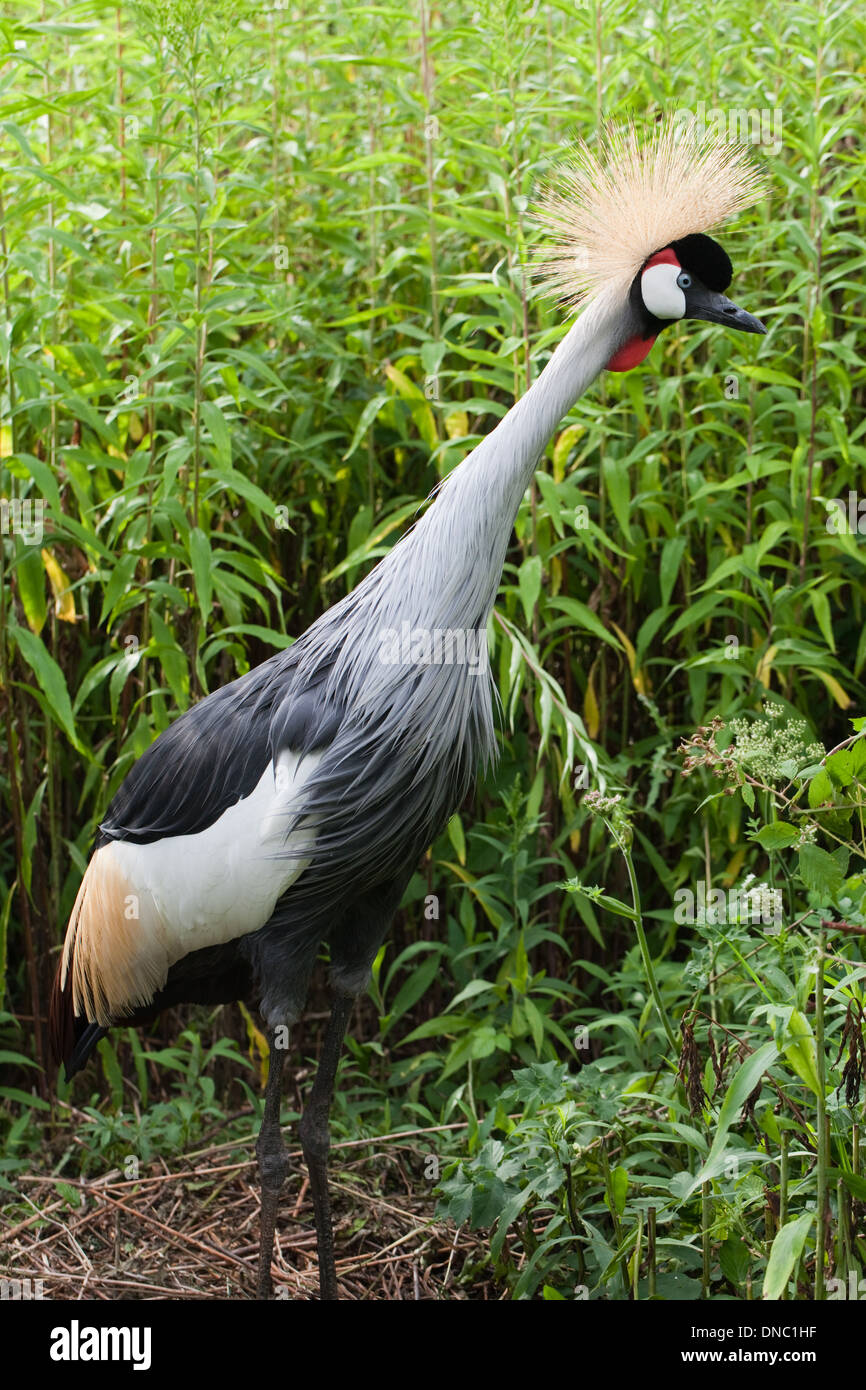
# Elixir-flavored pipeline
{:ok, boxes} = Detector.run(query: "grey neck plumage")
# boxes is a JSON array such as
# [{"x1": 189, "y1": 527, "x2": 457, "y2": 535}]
[
  {"x1": 399, "y1": 288, "x2": 627, "y2": 626},
  {"x1": 297, "y1": 288, "x2": 627, "y2": 711}
]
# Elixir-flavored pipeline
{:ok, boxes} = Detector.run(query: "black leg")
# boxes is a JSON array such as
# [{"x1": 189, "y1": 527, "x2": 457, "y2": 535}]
[
  {"x1": 298, "y1": 992, "x2": 352, "y2": 1301},
  {"x1": 256, "y1": 1029, "x2": 288, "y2": 1299}
]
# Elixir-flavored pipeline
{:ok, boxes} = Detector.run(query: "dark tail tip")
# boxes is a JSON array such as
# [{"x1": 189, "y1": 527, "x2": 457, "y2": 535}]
[
  {"x1": 48, "y1": 962, "x2": 107, "y2": 1080},
  {"x1": 48, "y1": 963, "x2": 75, "y2": 1069},
  {"x1": 64, "y1": 1022, "x2": 108, "y2": 1080}
]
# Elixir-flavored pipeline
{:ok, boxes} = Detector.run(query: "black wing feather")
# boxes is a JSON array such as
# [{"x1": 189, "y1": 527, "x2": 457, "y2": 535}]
[{"x1": 97, "y1": 651, "x2": 341, "y2": 848}]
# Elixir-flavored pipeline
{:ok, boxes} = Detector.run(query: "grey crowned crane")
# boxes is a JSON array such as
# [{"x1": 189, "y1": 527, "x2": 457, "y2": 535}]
[{"x1": 49, "y1": 120, "x2": 766, "y2": 1300}]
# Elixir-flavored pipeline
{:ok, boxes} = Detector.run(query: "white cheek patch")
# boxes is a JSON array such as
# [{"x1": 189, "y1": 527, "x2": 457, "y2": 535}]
[{"x1": 641, "y1": 263, "x2": 686, "y2": 320}]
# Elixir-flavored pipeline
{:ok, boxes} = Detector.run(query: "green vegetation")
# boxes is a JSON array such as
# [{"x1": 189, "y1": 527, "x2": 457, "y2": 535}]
[{"x1": 2, "y1": 0, "x2": 865, "y2": 1300}]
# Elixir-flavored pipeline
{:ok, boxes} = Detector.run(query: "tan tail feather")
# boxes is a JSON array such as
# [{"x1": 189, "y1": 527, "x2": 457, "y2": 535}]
[{"x1": 58, "y1": 846, "x2": 166, "y2": 1027}]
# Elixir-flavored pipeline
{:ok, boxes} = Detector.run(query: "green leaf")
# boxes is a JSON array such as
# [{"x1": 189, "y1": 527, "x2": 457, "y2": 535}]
[
  {"x1": 149, "y1": 611, "x2": 190, "y2": 711},
  {"x1": 660, "y1": 537, "x2": 687, "y2": 607},
  {"x1": 447, "y1": 979, "x2": 497, "y2": 1010},
  {"x1": 606, "y1": 1164, "x2": 628, "y2": 1217},
  {"x1": 385, "y1": 951, "x2": 441, "y2": 1030},
  {"x1": 753, "y1": 822, "x2": 799, "y2": 851},
  {"x1": 547, "y1": 597, "x2": 618, "y2": 648},
  {"x1": 11, "y1": 625, "x2": 84, "y2": 751},
  {"x1": 15, "y1": 545, "x2": 47, "y2": 633},
  {"x1": 825, "y1": 748, "x2": 855, "y2": 788},
  {"x1": 602, "y1": 455, "x2": 632, "y2": 540},
  {"x1": 0, "y1": 888, "x2": 14, "y2": 1008},
  {"x1": 808, "y1": 769, "x2": 834, "y2": 808},
  {"x1": 774, "y1": 1009, "x2": 821, "y2": 1097},
  {"x1": 210, "y1": 466, "x2": 275, "y2": 516},
  {"x1": 562, "y1": 880, "x2": 637, "y2": 921},
  {"x1": 517, "y1": 554, "x2": 542, "y2": 626},
  {"x1": 719, "y1": 1232, "x2": 750, "y2": 1289},
  {"x1": 679, "y1": 1041, "x2": 778, "y2": 1199},
  {"x1": 470, "y1": 1172, "x2": 507, "y2": 1227},
  {"x1": 808, "y1": 590, "x2": 835, "y2": 652},
  {"x1": 400, "y1": 1014, "x2": 469, "y2": 1045},
  {"x1": 99, "y1": 552, "x2": 140, "y2": 626},
  {"x1": 343, "y1": 392, "x2": 390, "y2": 460},
  {"x1": 15, "y1": 453, "x2": 63, "y2": 515},
  {"x1": 200, "y1": 400, "x2": 232, "y2": 467},
  {"x1": 523, "y1": 996, "x2": 545, "y2": 1056},
  {"x1": 0, "y1": 1086, "x2": 51, "y2": 1111},
  {"x1": 97, "y1": 1036, "x2": 124, "y2": 1110},
  {"x1": 831, "y1": 1169, "x2": 866, "y2": 1203},
  {"x1": 21, "y1": 779, "x2": 47, "y2": 895},
  {"x1": 798, "y1": 842, "x2": 845, "y2": 899},
  {"x1": 762, "y1": 1213, "x2": 813, "y2": 1300},
  {"x1": 447, "y1": 813, "x2": 466, "y2": 865},
  {"x1": 189, "y1": 526, "x2": 213, "y2": 620}
]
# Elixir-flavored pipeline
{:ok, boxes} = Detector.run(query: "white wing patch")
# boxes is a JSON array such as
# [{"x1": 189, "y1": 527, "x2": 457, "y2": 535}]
[{"x1": 62, "y1": 751, "x2": 322, "y2": 1025}]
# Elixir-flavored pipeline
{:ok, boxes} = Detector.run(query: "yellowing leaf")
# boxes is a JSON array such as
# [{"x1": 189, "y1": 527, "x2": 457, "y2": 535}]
[
  {"x1": 722, "y1": 847, "x2": 746, "y2": 888},
  {"x1": 384, "y1": 364, "x2": 438, "y2": 451},
  {"x1": 445, "y1": 410, "x2": 468, "y2": 440},
  {"x1": 440, "y1": 861, "x2": 503, "y2": 928},
  {"x1": 0, "y1": 424, "x2": 12, "y2": 458},
  {"x1": 755, "y1": 642, "x2": 778, "y2": 689},
  {"x1": 553, "y1": 424, "x2": 581, "y2": 482},
  {"x1": 610, "y1": 620, "x2": 636, "y2": 673},
  {"x1": 238, "y1": 1000, "x2": 270, "y2": 1087},
  {"x1": 549, "y1": 553, "x2": 562, "y2": 597},
  {"x1": 810, "y1": 668, "x2": 852, "y2": 709},
  {"x1": 584, "y1": 657, "x2": 600, "y2": 739},
  {"x1": 610, "y1": 620, "x2": 650, "y2": 695},
  {"x1": 42, "y1": 549, "x2": 76, "y2": 623}
]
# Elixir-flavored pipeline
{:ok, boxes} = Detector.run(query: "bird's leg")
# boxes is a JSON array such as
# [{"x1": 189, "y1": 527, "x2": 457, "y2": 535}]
[
  {"x1": 298, "y1": 991, "x2": 353, "y2": 1301},
  {"x1": 256, "y1": 1028, "x2": 289, "y2": 1300}
]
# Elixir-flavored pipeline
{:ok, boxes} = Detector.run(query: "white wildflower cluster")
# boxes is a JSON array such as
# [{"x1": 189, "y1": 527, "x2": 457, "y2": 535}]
[
  {"x1": 726, "y1": 702, "x2": 824, "y2": 783},
  {"x1": 681, "y1": 874, "x2": 783, "y2": 930},
  {"x1": 584, "y1": 791, "x2": 623, "y2": 817},
  {"x1": 739, "y1": 873, "x2": 783, "y2": 933},
  {"x1": 583, "y1": 790, "x2": 632, "y2": 847}
]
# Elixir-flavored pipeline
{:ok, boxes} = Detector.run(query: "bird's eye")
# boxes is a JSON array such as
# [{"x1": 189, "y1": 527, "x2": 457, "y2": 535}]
[{"x1": 677, "y1": 272, "x2": 692, "y2": 290}]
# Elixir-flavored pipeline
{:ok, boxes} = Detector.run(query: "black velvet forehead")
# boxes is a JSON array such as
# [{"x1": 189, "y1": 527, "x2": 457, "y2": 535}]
[{"x1": 670, "y1": 233, "x2": 733, "y2": 292}]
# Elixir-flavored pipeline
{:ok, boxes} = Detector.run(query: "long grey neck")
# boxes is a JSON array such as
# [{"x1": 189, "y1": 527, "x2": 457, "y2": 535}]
[
  {"x1": 401, "y1": 289, "x2": 627, "y2": 626},
  {"x1": 475, "y1": 289, "x2": 625, "y2": 516},
  {"x1": 308, "y1": 291, "x2": 628, "y2": 711}
]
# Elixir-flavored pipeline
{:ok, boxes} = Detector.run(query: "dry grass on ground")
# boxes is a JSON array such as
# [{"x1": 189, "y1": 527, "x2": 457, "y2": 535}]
[{"x1": 2, "y1": 1128, "x2": 497, "y2": 1301}]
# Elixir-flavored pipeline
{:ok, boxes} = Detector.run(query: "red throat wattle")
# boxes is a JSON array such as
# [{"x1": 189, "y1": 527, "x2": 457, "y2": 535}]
[
  {"x1": 605, "y1": 246, "x2": 681, "y2": 373},
  {"x1": 606, "y1": 335, "x2": 658, "y2": 372}
]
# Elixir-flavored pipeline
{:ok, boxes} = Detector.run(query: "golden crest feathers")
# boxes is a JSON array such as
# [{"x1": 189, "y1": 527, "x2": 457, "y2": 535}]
[{"x1": 534, "y1": 116, "x2": 766, "y2": 310}]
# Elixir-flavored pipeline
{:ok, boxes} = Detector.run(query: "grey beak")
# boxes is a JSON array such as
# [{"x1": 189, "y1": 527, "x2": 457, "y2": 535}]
[{"x1": 685, "y1": 283, "x2": 767, "y2": 335}]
